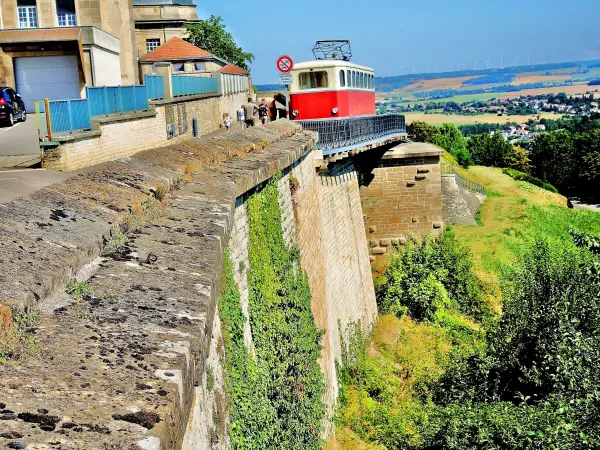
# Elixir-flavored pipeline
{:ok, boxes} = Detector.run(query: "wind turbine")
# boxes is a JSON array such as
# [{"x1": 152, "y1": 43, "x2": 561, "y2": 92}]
[
  {"x1": 527, "y1": 56, "x2": 530, "y2": 66},
  {"x1": 461, "y1": 61, "x2": 466, "y2": 70},
  {"x1": 498, "y1": 57, "x2": 504, "y2": 69},
  {"x1": 388, "y1": 68, "x2": 392, "y2": 77},
  {"x1": 412, "y1": 64, "x2": 416, "y2": 74},
  {"x1": 486, "y1": 57, "x2": 490, "y2": 69},
  {"x1": 513, "y1": 57, "x2": 519, "y2": 68},
  {"x1": 426, "y1": 64, "x2": 430, "y2": 74},
  {"x1": 435, "y1": 61, "x2": 440, "y2": 73},
  {"x1": 474, "y1": 60, "x2": 478, "y2": 70},
  {"x1": 448, "y1": 63, "x2": 453, "y2": 71},
  {"x1": 399, "y1": 65, "x2": 404, "y2": 76}
]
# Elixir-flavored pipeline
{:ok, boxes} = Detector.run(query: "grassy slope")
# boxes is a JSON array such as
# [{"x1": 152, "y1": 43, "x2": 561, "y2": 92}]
[{"x1": 329, "y1": 157, "x2": 600, "y2": 449}]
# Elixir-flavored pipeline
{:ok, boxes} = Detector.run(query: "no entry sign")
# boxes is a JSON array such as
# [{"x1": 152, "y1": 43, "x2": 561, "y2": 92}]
[{"x1": 277, "y1": 55, "x2": 293, "y2": 73}]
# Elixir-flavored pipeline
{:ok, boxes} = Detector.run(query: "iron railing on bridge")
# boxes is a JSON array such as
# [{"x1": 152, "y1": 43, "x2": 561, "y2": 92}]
[
  {"x1": 442, "y1": 162, "x2": 487, "y2": 195},
  {"x1": 298, "y1": 114, "x2": 406, "y2": 154}
]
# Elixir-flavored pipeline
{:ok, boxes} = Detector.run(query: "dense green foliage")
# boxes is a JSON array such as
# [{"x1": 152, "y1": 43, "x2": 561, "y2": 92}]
[
  {"x1": 219, "y1": 178, "x2": 325, "y2": 449},
  {"x1": 408, "y1": 121, "x2": 472, "y2": 167},
  {"x1": 377, "y1": 230, "x2": 485, "y2": 322},
  {"x1": 502, "y1": 168, "x2": 558, "y2": 193},
  {"x1": 434, "y1": 240, "x2": 600, "y2": 448},
  {"x1": 530, "y1": 128, "x2": 600, "y2": 201},
  {"x1": 184, "y1": 15, "x2": 254, "y2": 71},
  {"x1": 337, "y1": 185, "x2": 600, "y2": 450}
]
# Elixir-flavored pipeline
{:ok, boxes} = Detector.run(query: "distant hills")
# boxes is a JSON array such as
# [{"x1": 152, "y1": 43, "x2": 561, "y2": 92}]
[{"x1": 255, "y1": 59, "x2": 600, "y2": 95}]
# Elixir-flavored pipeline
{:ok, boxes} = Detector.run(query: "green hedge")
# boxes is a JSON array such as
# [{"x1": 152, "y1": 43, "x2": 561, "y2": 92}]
[{"x1": 502, "y1": 168, "x2": 559, "y2": 193}]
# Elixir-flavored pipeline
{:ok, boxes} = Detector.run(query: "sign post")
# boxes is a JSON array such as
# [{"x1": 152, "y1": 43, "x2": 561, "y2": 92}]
[{"x1": 276, "y1": 55, "x2": 294, "y2": 119}]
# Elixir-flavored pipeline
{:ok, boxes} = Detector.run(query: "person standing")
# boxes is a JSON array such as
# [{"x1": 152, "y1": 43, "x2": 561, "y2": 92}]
[
  {"x1": 243, "y1": 98, "x2": 258, "y2": 128},
  {"x1": 237, "y1": 105, "x2": 246, "y2": 129},
  {"x1": 258, "y1": 98, "x2": 269, "y2": 125},
  {"x1": 223, "y1": 112, "x2": 232, "y2": 132}
]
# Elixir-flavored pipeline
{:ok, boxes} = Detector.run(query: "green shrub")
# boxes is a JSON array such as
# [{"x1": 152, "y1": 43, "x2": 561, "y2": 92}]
[
  {"x1": 502, "y1": 168, "x2": 559, "y2": 193},
  {"x1": 377, "y1": 230, "x2": 485, "y2": 322}
]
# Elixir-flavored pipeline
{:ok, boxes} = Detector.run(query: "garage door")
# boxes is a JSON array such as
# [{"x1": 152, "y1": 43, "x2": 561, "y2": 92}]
[{"x1": 15, "y1": 55, "x2": 81, "y2": 112}]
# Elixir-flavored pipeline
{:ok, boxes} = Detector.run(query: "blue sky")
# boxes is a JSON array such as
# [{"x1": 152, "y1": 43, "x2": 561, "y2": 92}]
[{"x1": 198, "y1": 0, "x2": 600, "y2": 84}]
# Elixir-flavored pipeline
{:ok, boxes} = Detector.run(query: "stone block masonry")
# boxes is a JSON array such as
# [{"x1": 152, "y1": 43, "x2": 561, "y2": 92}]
[{"x1": 356, "y1": 142, "x2": 444, "y2": 261}]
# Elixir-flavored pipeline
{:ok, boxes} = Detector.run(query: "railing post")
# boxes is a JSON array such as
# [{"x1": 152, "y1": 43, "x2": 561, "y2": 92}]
[
  {"x1": 118, "y1": 86, "x2": 123, "y2": 115},
  {"x1": 103, "y1": 86, "x2": 109, "y2": 117},
  {"x1": 66, "y1": 98, "x2": 73, "y2": 134},
  {"x1": 86, "y1": 97, "x2": 92, "y2": 129},
  {"x1": 133, "y1": 86, "x2": 138, "y2": 112},
  {"x1": 44, "y1": 98, "x2": 53, "y2": 142}
]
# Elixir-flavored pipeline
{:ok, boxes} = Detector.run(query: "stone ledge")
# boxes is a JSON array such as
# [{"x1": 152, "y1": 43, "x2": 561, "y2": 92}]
[
  {"x1": 92, "y1": 109, "x2": 158, "y2": 125},
  {"x1": 150, "y1": 93, "x2": 222, "y2": 106}
]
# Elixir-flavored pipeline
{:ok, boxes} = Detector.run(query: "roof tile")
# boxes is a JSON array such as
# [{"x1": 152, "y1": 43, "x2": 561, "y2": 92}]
[
  {"x1": 140, "y1": 37, "x2": 212, "y2": 61},
  {"x1": 218, "y1": 64, "x2": 249, "y2": 75}
]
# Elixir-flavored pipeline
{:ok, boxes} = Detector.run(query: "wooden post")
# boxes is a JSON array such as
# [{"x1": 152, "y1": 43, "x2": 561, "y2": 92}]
[{"x1": 44, "y1": 98, "x2": 52, "y2": 142}]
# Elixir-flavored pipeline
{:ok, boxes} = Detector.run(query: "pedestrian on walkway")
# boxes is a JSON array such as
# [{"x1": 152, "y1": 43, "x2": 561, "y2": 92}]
[
  {"x1": 237, "y1": 105, "x2": 246, "y2": 129},
  {"x1": 223, "y1": 112, "x2": 232, "y2": 132},
  {"x1": 243, "y1": 98, "x2": 258, "y2": 128},
  {"x1": 259, "y1": 98, "x2": 269, "y2": 125}
]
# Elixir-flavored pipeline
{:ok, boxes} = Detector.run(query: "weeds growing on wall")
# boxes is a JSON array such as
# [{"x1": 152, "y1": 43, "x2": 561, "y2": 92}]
[{"x1": 219, "y1": 177, "x2": 325, "y2": 449}]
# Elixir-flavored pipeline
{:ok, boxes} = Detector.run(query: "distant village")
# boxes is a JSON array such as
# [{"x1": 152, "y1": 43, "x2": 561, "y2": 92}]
[{"x1": 379, "y1": 92, "x2": 600, "y2": 121}]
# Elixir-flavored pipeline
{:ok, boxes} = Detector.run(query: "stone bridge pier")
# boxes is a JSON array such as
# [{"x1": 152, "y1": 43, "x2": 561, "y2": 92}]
[{"x1": 352, "y1": 142, "x2": 444, "y2": 262}]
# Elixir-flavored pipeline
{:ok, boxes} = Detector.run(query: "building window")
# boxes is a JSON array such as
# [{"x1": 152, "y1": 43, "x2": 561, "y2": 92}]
[
  {"x1": 173, "y1": 62, "x2": 185, "y2": 73},
  {"x1": 146, "y1": 38, "x2": 160, "y2": 53},
  {"x1": 194, "y1": 62, "x2": 206, "y2": 72},
  {"x1": 17, "y1": 0, "x2": 37, "y2": 28},
  {"x1": 56, "y1": 0, "x2": 76, "y2": 26}
]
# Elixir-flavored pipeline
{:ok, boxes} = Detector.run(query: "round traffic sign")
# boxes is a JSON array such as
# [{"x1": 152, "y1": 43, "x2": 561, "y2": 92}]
[{"x1": 277, "y1": 55, "x2": 293, "y2": 73}]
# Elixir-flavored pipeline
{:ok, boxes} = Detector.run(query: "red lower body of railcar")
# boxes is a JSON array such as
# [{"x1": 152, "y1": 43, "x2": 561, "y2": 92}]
[{"x1": 289, "y1": 90, "x2": 376, "y2": 120}]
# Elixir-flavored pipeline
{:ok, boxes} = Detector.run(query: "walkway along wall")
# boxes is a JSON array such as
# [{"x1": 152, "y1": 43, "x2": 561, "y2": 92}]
[{"x1": 0, "y1": 121, "x2": 377, "y2": 448}]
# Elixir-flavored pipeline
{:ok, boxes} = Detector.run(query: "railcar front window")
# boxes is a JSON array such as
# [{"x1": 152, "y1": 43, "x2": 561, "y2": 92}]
[{"x1": 299, "y1": 71, "x2": 329, "y2": 90}]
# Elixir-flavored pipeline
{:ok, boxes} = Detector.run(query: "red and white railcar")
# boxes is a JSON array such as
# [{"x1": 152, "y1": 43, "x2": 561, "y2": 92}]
[{"x1": 288, "y1": 60, "x2": 376, "y2": 121}]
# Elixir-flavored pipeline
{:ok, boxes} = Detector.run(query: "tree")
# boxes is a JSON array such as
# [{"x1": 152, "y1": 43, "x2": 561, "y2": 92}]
[
  {"x1": 184, "y1": 16, "x2": 254, "y2": 71},
  {"x1": 407, "y1": 120, "x2": 440, "y2": 143},
  {"x1": 468, "y1": 132, "x2": 515, "y2": 168},
  {"x1": 433, "y1": 123, "x2": 472, "y2": 167}
]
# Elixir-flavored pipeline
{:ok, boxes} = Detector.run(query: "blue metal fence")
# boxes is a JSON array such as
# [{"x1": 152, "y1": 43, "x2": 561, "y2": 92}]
[
  {"x1": 172, "y1": 75, "x2": 218, "y2": 97},
  {"x1": 144, "y1": 74, "x2": 165, "y2": 100},
  {"x1": 46, "y1": 98, "x2": 92, "y2": 134},
  {"x1": 86, "y1": 85, "x2": 149, "y2": 117}
]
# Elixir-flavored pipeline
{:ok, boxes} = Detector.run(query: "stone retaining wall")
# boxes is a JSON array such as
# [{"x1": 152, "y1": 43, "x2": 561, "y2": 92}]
[{"x1": 441, "y1": 174, "x2": 486, "y2": 225}]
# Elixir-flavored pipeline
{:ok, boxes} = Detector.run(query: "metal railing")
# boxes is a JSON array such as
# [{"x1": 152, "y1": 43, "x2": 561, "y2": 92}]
[
  {"x1": 86, "y1": 85, "x2": 149, "y2": 117},
  {"x1": 38, "y1": 98, "x2": 92, "y2": 135},
  {"x1": 172, "y1": 75, "x2": 218, "y2": 97},
  {"x1": 442, "y1": 162, "x2": 487, "y2": 195},
  {"x1": 298, "y1": 114, "x2": 406, "y2": 153},
  {"x1": 144, "y1": 74, "x2": 165, "y2": 100}
]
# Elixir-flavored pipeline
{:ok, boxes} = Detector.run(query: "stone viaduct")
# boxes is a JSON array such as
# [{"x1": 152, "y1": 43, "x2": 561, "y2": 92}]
[{"x1": 0, "y1": 121, "x2": 476, "y2": 449}]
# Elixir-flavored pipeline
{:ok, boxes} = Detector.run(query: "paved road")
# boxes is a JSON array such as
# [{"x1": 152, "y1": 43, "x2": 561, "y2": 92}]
[
  {"x1": 0, "y1": 168, "x2": 72, "y2": 204},
  {"x1": 0, "y1": 118, "x2": 40, "y2": 167}
]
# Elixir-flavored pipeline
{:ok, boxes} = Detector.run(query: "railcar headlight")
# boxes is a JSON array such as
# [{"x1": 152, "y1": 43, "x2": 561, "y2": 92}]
[
  {"x1": 292, "y1": 110, "x2": 299, "y2": 117},
  {"x1": 332, "y1": 107, "x2": 339, "y2": 114}
]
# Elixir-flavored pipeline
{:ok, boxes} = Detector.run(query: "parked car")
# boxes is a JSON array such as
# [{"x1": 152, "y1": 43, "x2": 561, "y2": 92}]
[{"x1": 0, "y1": 87, "x2": 27, "y2": 126}]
